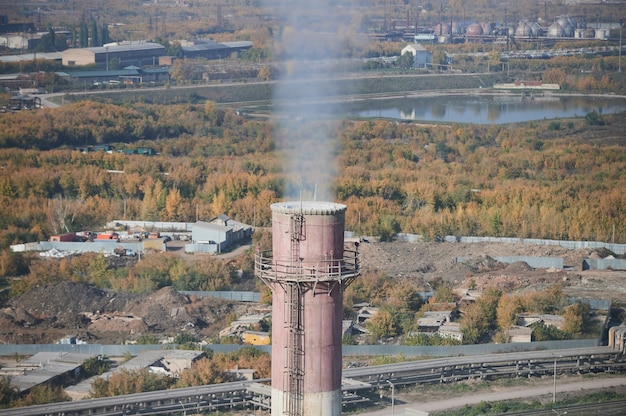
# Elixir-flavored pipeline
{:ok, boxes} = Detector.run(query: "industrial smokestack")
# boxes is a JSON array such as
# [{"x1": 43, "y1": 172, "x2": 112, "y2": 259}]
[{"x1": 255, "y1": 201, "x2": 360, "y2": 416}]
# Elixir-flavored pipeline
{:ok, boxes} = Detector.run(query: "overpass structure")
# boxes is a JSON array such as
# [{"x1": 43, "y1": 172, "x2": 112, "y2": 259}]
[{"x1": 1, "y1": 346, "x2": 624, "y2": 416}]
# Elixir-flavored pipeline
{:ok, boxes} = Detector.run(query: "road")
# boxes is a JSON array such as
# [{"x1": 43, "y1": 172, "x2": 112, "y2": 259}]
[{"x1": 356, "y1": 376, "x2": 626, "y2": 415}]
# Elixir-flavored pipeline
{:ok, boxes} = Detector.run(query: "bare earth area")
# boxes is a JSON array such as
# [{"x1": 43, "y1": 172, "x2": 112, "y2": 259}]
[
  {"x1": 358, "y1": 240, "x2": 626, "y2": 303},
  {"x1": 0, "y1": 240, "x2": 624, "y2": 345}
]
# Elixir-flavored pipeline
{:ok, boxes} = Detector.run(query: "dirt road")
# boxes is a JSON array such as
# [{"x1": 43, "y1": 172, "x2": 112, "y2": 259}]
[{"x1": 356, "y1": 376, "x2": 626, "y2": 415}]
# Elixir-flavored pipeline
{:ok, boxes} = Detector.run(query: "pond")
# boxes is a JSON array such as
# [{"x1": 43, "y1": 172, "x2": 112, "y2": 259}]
[{"x1": 344, "y1": 94, "x2": 626, "y2": 124}]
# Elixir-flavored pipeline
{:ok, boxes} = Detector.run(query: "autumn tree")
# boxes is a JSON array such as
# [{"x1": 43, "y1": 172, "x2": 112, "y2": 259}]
[
  {"x1": 91, "y1": 368, "x2": 173, "y2": 398},
  {"x1": 14, "y1": 384, "x2": 70, "y2": 407},
  {"x1": 175, "y1": 357, "x2": 236, "y2": 388},
  {"x1": 366, "y1": 307, "x2": 397, "y2": 339},
  {"x1": 164, "y1": 187, "x2": 183, "y2": 221},
  {"x1": 562, "y1": 302, "x2": 591, "y2": 335},
  {"x1": 496, "y1": 293, "x2": 523, "y2": 330}
]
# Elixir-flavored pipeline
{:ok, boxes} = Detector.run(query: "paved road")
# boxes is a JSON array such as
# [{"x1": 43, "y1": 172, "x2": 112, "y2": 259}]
[{"x1": 357, "y1": 376, "x2": 626, "y2": 415}]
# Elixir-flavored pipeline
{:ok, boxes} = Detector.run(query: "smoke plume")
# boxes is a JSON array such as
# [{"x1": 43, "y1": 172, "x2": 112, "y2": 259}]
[{"x1": 262, "y1": 0, "x2": 360, "y2": 201}]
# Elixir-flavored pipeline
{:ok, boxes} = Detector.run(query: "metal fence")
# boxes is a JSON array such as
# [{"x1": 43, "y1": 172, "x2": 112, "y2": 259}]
[
  {"x1": 397, "y1": 234, "x2": 626, "y2": 255},
  {"x1": 178, "y1": 291, "x2": 261, "y2": 302}
]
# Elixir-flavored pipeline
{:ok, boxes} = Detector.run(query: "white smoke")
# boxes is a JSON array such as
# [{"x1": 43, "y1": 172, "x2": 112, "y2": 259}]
[{"x1": 262, "y1": 0, "x2": 360, "y2": 201}]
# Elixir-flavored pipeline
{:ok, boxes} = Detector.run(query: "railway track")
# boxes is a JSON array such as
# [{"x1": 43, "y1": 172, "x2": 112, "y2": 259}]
[{"x1": 0, "y1": 346, "x2": 623, "y2": 416}]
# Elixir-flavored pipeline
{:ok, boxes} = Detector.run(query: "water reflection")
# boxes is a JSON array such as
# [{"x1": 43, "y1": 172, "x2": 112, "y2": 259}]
[{"x1": 346, "y1": 95, "x2": 626, "y2": 124}]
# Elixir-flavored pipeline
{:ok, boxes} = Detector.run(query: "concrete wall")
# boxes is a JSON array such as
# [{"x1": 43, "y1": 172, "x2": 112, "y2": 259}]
[
  {"x1": 493, "y1": 256, "x2": 564, "y2": 269},
  {"x1": 107, "y1": 220, "x2": 193, "y2": 231},
  {"x1": 395, "y1": 234, "x2": 626, "y2": 255},
  {"x1": 0, "y1": 339, "x2": 598, "y2": 358},
  {"x1": 583, "y1": 258, "x2": 626, "y2": 271},
  {"x1": 38, "y1": 241, "x2": 142, "y2": 253},
  {"x1": 185, "y1": 242, "x2": 219, "y2": 254},
  {"x1": 179, "y1": 291, "x2": 261, "y2": 302}
]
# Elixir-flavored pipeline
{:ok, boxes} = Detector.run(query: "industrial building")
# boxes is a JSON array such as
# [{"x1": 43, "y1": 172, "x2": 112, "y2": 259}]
[
  {"x1": 189, "y1": 215, "x2": 253, "y2": 254},
  {"x1": 416, "y1": 16, "x2": 620, "y2": 44},
  {"x1": 255, "y1": 201, "x2": 360, "y2": 416},
  {"x1": 61, "y1": 42, "x2": 165, "y2": 68},
  {"x1": 58, "y1": 66, "x2": 170, "y2": 86},
  {"x1": 180, "y1": 39, "x2": 253, "y2": 59},
  {"x1": 1, "y1": 352, "x2": 95, "y2": 393}
]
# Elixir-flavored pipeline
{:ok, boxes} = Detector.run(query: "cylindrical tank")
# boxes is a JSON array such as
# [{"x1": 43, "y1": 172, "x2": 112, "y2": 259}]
[
  {"x1": 515, "y1": 21, "x2": 532, "y2": 38},
  {"x1": 467, "y1": 23, "x2": 484, "y2": 36},
  {"x1": 481, "y1": 22, "x2": 495, "y2": 35},
  {"x1": 548, "y1": 22, "x2": 566, "y2": 38},
  {"x1": 255, "y1": 201, "x2": 360, "y2": 416},
  {"x1": 581, "y1": 28, "x2": 595, "y2": 38},
  {"x1": 529, "y1": 22, "x2": 540, "y2": 37},
  {"x1": 451, "y1": 22, "x2": 463, "y2": 35},
  {"x1": 556, "y1": 15, "x2": 575, "y2": 37},
  {"x1": 433, "y1": 22, "x2": 450, "y2": 36}
]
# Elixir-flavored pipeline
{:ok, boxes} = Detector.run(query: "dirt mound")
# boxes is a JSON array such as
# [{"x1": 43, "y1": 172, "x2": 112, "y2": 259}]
[
  {"x1": 8, "y1": 281, "x2": 134, "y2": 329},
  {"x1": 0, "y1": 282, "x2": 245, "y2": 344},
  {"x1": 125, "y1": 286, "x2": 204, "y2": 332}
]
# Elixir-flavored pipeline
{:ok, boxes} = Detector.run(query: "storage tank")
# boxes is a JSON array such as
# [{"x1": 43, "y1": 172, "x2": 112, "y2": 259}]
[
  {"x1": 255, "y1": 201, "x2": 360, "y2": 416},
  {"x1": 451, "y1": 22, "x2": 464, "y2": 35},
  {"x1": 433, "y1": 22, "x2": 451, "y2": 36},
  {"x1": 548, "y1": 22, "x2": 566, "y2": 38},
  {"x1": 515, "y1": 20, "x2": 537, "y2": 38},
  {"x1": 556, "y1": 16, "x2": 575, "y2": 37},
  {"x1": 481, "y1": 22, "x2": 495, "y2": 35},
  {"x1": 467, "y1": 23, "x2": 484, "y2": 36}
]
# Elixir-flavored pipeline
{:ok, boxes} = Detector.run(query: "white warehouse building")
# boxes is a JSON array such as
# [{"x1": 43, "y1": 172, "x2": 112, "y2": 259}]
[{"x1": 401, "y1": 43, "x2": 433, "y2": 68}]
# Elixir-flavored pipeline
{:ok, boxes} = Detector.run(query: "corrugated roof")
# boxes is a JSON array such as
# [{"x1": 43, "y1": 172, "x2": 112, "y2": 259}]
[
  {"x1": 10, "y1": 352, "x2": 94, "y2": 392},
  {"x1": 86, "y1": 42, "x2": 165, "y2": 53},
  {"x1": 141, "y1": 67, "x2": 170, "y2": 74},
  {"x1": 61, "y1": 69, "x2": 140, "y2": 78},
  {"x1": 0, "y1": 52, "x2": 62, "y2": 63},
  {"x1": 222, "y1": 41, "x2": 253, "y2": 48}
]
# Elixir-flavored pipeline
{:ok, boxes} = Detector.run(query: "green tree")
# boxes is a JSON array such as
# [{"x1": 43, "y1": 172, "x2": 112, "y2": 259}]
[
  {"x1": 136, "y1": 334, "x2": 160, "y2": 344},
  {"x1": 100, "y1": 23, "x2": 109, "y2": 45},
  {"x1": 80, "y1": 20, "x2": 89, "y2": 48},
  {"x1": 89, "y1": 253, "x2": 110, "y2": 288},
  {"x1": 82, "y1": 356, "x2": 111, "y2": 377},
  {"x1": 0, "y1": 376, "x2": 19, "y2": 408},
  {"x1": 585, "y1": 111, "x2": 605, "y2": 126},
  {"x1": 396, "y1": 51, "x2": 414, "y2": 69},
  {"x1": 36, "y1": 27, "x2": 59, "y2": 52},
  {"x1": 531, "y1": 321, "x2": 568, "y2": 341},
  {"x1": 432, "y1": 47, "x2": 447, "y2": 69},
  {"x1": 487, "y1": 50, "x2": 501, "y2": 71},
  {"x1": 90, "y1": 20, "x2": 99, "y2": 47}
]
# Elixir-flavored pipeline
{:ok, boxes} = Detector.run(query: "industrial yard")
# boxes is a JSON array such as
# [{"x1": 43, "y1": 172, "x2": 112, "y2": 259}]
[{"x1": 1, "y1": 238, "x2": 624, "y2": 346}]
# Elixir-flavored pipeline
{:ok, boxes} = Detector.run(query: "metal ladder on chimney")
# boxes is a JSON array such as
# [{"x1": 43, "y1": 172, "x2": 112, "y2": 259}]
[{"x1": 283, "y1": 212, "x2": 305, "y2": 416}]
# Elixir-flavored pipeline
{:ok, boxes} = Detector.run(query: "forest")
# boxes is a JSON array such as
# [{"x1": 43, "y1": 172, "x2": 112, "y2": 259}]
[
  {"x1": 1, "y1": 98, "x2": 625, "y2": 252},
  {"x1": 1, "y1": 93, "x2": 625, "y2": 314}
]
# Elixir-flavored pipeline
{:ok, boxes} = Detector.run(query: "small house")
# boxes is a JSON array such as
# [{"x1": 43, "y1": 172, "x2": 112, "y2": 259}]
[{"x1": 401, "y1": 43, "x2": 433, "y2": 68}]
